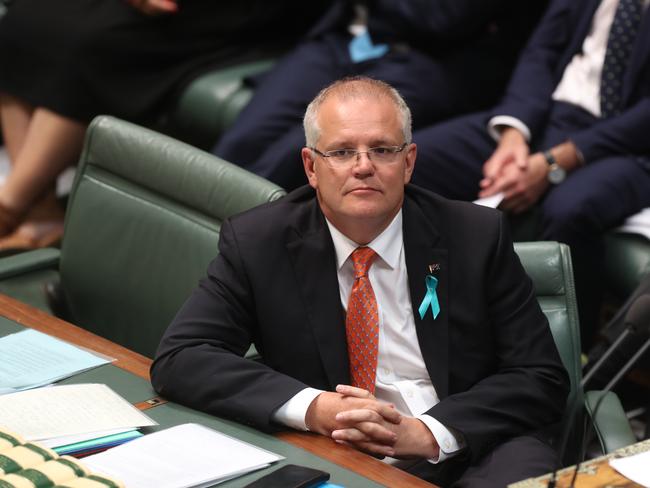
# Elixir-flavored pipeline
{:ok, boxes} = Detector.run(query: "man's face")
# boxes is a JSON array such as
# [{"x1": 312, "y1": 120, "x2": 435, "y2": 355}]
[{"x1": 302, "y1": 95, "x2": 416, "y2": 240}]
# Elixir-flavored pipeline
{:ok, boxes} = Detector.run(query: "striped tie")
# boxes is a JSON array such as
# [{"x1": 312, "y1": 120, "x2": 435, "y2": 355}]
[{"x1": 345, "y1": 247, "x2": 379, "y2": 393}]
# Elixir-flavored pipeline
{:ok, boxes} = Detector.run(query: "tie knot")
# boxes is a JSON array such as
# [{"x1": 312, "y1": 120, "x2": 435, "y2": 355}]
[{"x1": 351, "y1": 247, "x2": 377, "y2": 278}]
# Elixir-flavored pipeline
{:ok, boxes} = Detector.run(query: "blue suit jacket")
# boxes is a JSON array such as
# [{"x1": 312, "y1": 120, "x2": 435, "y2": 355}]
[{"x1": 492, "y1": 0, "x2": 650, "y2": 161}]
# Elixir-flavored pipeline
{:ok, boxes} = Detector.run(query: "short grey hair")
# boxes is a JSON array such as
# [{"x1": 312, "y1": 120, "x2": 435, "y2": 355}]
[{"x1": 303, "y1": 76, "x2": 412, "y2": 148}]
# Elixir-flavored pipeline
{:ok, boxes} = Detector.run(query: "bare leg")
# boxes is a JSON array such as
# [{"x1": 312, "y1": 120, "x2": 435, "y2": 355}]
[
  {"x1": 0, "y1": 106, "x2": 86, "y2": 247},
  {"x1": 0, "y1": 107, "x2": 86, "y2": 212},
  {"x1": 0, "y1": 92, "x2": 35, "y2": 162}
]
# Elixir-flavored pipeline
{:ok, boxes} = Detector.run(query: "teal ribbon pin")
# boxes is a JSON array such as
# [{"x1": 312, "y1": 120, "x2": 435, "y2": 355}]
[{"x1": 418, "y1": 275, "x2": 440, "y2": 320}]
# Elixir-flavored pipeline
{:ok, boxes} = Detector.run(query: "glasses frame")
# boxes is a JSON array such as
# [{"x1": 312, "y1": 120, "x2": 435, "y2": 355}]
[{"x1": 309, "y1": 142, "x2": 408, "y2": 165}]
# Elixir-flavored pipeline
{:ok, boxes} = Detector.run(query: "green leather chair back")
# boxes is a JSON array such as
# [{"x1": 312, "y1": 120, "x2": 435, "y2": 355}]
[
  {"x1": 167, "y1": 59, "x2": 275, "y2": 149},
  {"x1": 513, "y1": 241, "x2": 584, "y2": 463},
  {"x1": 59, "y1": 116, "x2": 286, "y2": 357}
]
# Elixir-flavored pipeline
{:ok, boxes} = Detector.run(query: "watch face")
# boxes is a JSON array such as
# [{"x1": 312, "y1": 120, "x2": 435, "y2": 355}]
[{"x1": 548, "y1": 164, "x2": 566, "y2": 184}]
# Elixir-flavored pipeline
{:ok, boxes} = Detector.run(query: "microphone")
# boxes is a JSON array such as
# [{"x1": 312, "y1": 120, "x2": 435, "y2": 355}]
[
  {"x1": 581, "y1": 293, "x2": 650, "y2": 388},
  {"x1": 548, "y1": 294, "x2": 650, "y2": 488}
]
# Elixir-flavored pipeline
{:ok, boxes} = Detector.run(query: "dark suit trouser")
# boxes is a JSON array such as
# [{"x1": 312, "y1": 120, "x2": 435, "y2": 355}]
[
  {"x1": 407, "y1": 435, "x2": 558, "y2": 488},
  {"x1": 411, "y1": 101, "x2": 650, "y2": 345},
  {"x1": 212, "y1": 33, "x2": 508, "y2": 191}
]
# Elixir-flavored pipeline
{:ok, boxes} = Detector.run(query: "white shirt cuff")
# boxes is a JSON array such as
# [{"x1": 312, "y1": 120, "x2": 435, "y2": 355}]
[
  {"x1": 487, "y1": 116, "x2": 531, "y2": 143},
  {"x1": 417, "y1": 414, "x2": 465, "y2": 464},
  {"x1": 271, "y1": 387, "x2": 324, "y2": 431}
]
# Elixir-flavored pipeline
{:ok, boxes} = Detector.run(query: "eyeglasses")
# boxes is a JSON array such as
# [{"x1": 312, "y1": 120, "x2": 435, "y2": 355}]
[{"x1": 309, "y1": 143, "x2": 408, "y2": 165}]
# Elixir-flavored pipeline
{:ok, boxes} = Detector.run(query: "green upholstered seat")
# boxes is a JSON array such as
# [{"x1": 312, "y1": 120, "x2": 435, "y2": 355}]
[
  {"x1": 514, "y1": 242, "x2": 636, "y2": 465},
  {"x1": 510, "y1": 210, "x2": 650, "y2": 315},
  {"x1": 166, "y1": 59, "x2": 275, "y2": 150},
  {"x1": 0, "y1": 115, "x2": 285, "y2": 358},
  {"x1": 605, "y1": 232, "x2": 650, "y2": 300}
]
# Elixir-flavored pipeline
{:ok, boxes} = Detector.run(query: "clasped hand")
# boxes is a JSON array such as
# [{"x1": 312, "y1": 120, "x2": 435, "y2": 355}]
[
  {"x1": 479, "y1": 128, "x2": 549, "y2": 213},
  {"x1": 305, "y1": 385, "x2": 438, "y2": 459}
]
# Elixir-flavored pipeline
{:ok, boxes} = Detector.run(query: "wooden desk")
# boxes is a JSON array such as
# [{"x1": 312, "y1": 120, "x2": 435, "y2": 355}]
[
  {"x1": 509, "y1": 439, "x2": 650, "y2": 488},
  {"x1": 0, "y1": 293, "x2": 434, "y2": 488}
]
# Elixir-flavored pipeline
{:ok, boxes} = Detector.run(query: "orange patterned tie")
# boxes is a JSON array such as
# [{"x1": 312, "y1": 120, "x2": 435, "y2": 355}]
[{"x1": 346, "y1": 247, "x2": 379, "y2": 393}]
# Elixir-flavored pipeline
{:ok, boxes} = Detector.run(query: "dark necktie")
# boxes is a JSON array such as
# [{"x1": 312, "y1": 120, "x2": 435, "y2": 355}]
[
  {"x1": 600, "y1": 0, "x2": 644, "y2": 118},
  {"x1": 345, "y1": 247, "x2": 379, "y2": 393}
]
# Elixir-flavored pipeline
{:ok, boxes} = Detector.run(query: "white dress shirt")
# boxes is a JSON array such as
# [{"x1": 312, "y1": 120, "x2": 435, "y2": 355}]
[
  {"x1": 273, "y1": 211, "x2": 463, "y2": 463},
  {"x1": 488, "y1": 0, "x2": 649, "y2": 141}
]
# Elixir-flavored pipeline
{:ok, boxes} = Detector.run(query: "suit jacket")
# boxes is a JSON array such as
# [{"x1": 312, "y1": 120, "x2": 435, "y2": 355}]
[
  {"x1": 151, "y1": 185, "x2": 569, "y2": 464},
  {"x1": 492, "y1": 0, "x2": 650, "y2": 161}
]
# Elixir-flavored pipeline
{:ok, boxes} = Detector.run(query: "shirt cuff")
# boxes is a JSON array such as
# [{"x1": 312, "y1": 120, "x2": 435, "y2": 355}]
[
  {"x1": 417, "y1": 414, "x2": 465, "y2": 464},
  {"x1": 271, "y1": 387, "x2": 324, "y2": 431},
  {"x1": 487, "y1": 116, "x2": 531, "y2": 143}
]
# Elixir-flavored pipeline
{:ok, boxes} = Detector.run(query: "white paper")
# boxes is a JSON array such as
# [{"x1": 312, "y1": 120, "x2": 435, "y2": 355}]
[
  {"x1": 0, "y1": 383, "x2": 156, "y2": 440},
  {"x1": 473, "y1": 192, "x2": 504, "y2": 208},
  {"x1": 84, "y1": 423, "x2": 284, "y2": 488},
  {"x1": 615, "y1": 208, "x2": 650, "y2": 241},
  {"x1": 609, "y1": 450, "x2": 650, "y2": 487},
  {"x1": 0, "y1": 329, "x2": 111, "y2": 394}
]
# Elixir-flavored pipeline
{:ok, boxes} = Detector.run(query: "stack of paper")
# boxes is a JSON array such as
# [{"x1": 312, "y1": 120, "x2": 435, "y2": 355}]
[
  {"x1": 85, "y1": 423, "x2": 284, "y2": 488},
  {"x1": 0, "y1": 329, "x2": 111, "y2": 394},
  {"x1": 0, "y1": 383, "x2": 156, "y2": 456}
]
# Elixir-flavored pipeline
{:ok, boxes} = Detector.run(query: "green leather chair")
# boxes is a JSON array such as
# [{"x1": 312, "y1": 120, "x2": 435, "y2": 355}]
[
  {"x1": 165, "y1": 59, "x2": 275, "y2": 150},
  {"x1": 514, "y1": 241, "x2": 636, "y2": 465},
  {"x1": 0, "y1": 115, "x2": 286, "y2": 358},
  {"x1": 604, "y1": 232, "x2": 650, "y2": 300}
]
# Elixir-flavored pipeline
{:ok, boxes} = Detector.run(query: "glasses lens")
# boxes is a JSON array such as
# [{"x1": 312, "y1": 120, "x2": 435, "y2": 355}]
[
  {"x1": 324, "y1": 149, "x2": 353, "y2": 164},
  {"x1": 369, "y1": 147, "x2": 394, "y2": 163}
]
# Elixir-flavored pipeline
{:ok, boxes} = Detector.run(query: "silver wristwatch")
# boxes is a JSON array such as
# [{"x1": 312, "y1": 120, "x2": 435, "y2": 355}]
[{"x1": 544, "y1": 150, "x2": 566, "y2": 184}]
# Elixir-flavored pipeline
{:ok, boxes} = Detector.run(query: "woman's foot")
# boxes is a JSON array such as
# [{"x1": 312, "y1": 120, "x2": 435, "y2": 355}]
[
  {"x1": 0, "y1": 201, "x2": 26, "y2": 237},
  {"x1": 0, "y1": 192, "x2": 65, "y2": 251}
]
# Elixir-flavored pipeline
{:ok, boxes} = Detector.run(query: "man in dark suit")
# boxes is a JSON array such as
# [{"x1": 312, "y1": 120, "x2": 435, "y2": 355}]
[
  {"x1": 212, "y1": 0, "x2": 547, "y2": 191},
  {"x1": 410, "y1": 0, "x2": 650, "y2": 345},
  {"x1": 152, "y1": 77, "x2": 569, "y2": 487}
]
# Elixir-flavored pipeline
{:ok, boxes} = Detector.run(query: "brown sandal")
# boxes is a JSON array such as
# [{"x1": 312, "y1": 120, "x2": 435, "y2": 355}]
[
  {"x1": 0, "y1": 223, "x2": 64, "y2": 252},
  {"x1": 0, "y1": 202, "x2": 26, "y2": 237}
]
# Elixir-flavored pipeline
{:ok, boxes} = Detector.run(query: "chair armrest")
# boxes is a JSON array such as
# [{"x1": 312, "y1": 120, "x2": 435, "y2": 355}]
[
  {"x1": 585, "y1": 390, "x2": 637, "y2": 454},
  {"x1": 0, "y1": 248, "x2": 61, "y2": 279}
]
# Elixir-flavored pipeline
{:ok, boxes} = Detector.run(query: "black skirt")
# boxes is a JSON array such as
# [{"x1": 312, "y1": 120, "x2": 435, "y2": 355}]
[{"x1": 0, "y1": 0, "x2": 326, "y2": 124}]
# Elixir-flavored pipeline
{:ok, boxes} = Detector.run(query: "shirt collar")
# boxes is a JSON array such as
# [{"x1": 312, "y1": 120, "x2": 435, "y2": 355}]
[{"x1": 325, "y1": 210, "x2": 403, "y2": 270}]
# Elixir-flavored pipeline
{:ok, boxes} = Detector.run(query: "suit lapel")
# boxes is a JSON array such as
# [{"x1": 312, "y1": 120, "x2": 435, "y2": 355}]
[
  {"x1": 286, "y1": 199, "x2": 349, "y2": 388},
  {"x1": 402, "y1": 194, "x2": 449, "y2": 399}
]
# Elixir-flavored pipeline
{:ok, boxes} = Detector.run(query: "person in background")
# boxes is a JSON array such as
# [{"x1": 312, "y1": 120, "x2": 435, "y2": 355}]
[
  {"x1": 152, "y1": 77, "x2": 569, "y2": 487},
  {"x1": 0, "y1": 0, "x2": 328, "y2": 250},
  {"x1": 213, "y1": 0, "x2": 548, "y2": 191},
  {"x1": 410, "y1": 0, "x2": 650, "y2": 347}
]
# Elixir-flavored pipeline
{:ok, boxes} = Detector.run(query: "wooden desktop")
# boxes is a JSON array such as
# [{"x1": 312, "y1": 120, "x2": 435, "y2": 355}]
[{"x1": 0, "y1": 293, "x2": 434, "y2": 488}]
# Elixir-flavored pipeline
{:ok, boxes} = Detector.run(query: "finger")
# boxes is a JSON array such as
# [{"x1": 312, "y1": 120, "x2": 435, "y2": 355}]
[
  {"x1": 334, "y1": 438, "x2": 395, "y2": 458},
  {"x1": 332, "y1": 428, "x2": 397, "y2": 447},
  {"x1": 514, "y1": 150, "x2": 529, "y2": 169},
  {"x1": 336, "y1": 408, "x2": 400, "y2": 429},
  {"x1": 375, "y1": 403, "x2": 402, "y2": 424},
  {"x1": 332, "y1": 416, "x2": 397, "y2": 445},
  {"x1": 336, "y1": 384, "x2": 374, "y2": 399},
  {"x1": 483, "y1": 151, "x2": 511, "y2": 179},
  {"x1": 336, "y1": 408, "x2": 384, "y2": 425},
  {"x1": 478, "y1": 181, "x2": 500, "y2": 198},
  {"x1": 332, "y1": 423, "x2": 397, "y2": 445}
]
